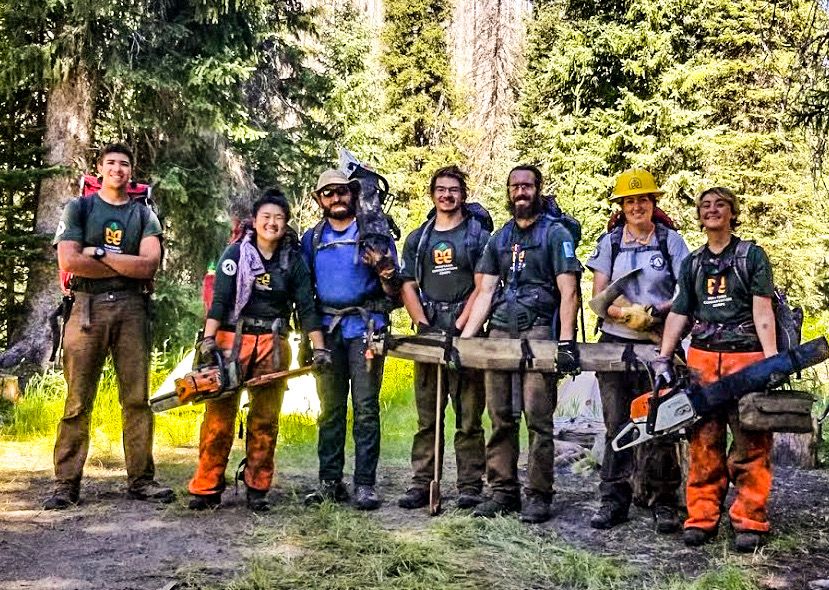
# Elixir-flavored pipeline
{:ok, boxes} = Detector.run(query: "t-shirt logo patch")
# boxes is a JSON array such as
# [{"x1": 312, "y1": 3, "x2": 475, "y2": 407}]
[
  {"x1": 706, "y1": 275, "x2": 727, "y2": 295},
  {"x1": 433, "y1": 242, "x2": 454, "y2": 266},
  {"x1": 255, "y1": 273, "x2": 272, "y2": 290},
  {"x1": 650, "y1": 253, "x2": 666, "y2": 271},
  {"x1": 221, "y1": 259, "x2": 237, "y2": 276},
  {"x1": 104, "y1": 221, "x2": 124, "y2": 248}
]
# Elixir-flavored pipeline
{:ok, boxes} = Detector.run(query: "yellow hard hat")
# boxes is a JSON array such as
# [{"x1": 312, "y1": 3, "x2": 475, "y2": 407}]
[{"x1": 611, "y1": 169, "x2": 664, "y2": 201}]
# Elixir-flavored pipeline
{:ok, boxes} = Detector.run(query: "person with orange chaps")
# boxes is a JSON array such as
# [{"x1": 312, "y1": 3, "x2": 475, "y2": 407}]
[
  {"x1": 656, "y1": 187, "x2": 778, "y2": 553},
  {"x1": 188, "y1": 190, "x2": 328, "y2": 511}
]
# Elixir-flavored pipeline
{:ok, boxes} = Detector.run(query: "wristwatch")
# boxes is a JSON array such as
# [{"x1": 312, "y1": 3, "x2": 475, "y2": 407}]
[{"x1": 93, "y1": 247, "x2": 106, "y2": 260}]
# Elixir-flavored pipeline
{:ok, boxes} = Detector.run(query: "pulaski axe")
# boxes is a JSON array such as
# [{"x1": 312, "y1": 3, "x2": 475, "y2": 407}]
[{"x1": 588, "y1": 267, "x2": 643, "y2": 318}]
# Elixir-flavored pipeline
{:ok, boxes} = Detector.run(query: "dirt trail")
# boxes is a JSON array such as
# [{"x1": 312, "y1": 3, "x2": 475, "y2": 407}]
[{"x1": 1, "y1": 441, "x2": 828, "y2": 590}]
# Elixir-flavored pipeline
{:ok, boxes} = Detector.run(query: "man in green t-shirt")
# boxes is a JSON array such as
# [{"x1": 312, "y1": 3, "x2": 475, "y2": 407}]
[
  {"x1": 45, "y1": 143, "x2": 174, "y2": 509},
  {"x1": 460, "y1": 165, "x2": 581, "y2": 524},
  {"x1": 397, "y1": 166, "x2": 489, "y2": 510}
]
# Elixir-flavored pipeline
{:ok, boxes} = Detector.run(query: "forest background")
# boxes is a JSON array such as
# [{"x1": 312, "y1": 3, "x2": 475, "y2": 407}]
[{"x1": 0, "y1": 0, "x2": 828, "y2": 370}]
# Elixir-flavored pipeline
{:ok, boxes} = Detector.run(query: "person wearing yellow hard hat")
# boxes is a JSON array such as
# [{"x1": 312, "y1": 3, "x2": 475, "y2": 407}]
[{"x1": 585, "y1": 168, "x2": 690, "y2": 533}]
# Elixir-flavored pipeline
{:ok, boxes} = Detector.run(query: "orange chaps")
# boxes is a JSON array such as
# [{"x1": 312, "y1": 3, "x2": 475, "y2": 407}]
[
  {"x1": 685, "y1": 347, "x2": 772, "y2": 533},
  {"x1": 188, "y1": 329, "x2": 290, "y2": 496}
]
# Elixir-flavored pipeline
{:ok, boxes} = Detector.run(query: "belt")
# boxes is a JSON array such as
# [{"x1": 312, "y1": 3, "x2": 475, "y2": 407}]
[{"x1": 221, "y1": 317, "x2": 289, "y2": 335}]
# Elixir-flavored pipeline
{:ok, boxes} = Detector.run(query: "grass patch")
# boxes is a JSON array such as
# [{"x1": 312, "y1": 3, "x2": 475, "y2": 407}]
[{"x1": 659, "y1": 565, "x2": 759, "y2": 590}]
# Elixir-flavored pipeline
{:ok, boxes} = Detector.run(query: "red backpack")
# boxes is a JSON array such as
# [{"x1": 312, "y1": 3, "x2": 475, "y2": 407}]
[{"x1": 58, "y1": 175, "x2": 155, "y2": 294}]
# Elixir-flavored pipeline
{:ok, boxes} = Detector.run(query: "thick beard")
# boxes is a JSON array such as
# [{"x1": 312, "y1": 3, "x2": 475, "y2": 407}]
[
  {"x1": 508, "y1": 196, "x2": 541, "y2": 220},
  {"x1": 323, "y1": 200, "x2": 356, "y2": 220}
]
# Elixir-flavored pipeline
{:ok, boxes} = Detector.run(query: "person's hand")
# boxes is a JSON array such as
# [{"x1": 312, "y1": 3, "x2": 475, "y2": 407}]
[
  {"x1": 556, "y1": 340, "x2": 580, "y2": 376},
  {"x1": 619, "y1": 304, "x2": 655, "y2": 332},
  {"x1": 312, "y1": 348, "x2": 333, "y2": 373},
  {"x1": 198, "y1": 336, "x2": 219, "y2": 363},
  {"x1": 650, "y1": 355, "x2": 675, "y2": 386}
]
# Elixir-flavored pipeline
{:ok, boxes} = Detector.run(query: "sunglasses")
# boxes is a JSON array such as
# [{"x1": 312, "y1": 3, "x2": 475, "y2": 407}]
[{"x1": 319, "y1": 185, "x2": 352, "y2": 199}]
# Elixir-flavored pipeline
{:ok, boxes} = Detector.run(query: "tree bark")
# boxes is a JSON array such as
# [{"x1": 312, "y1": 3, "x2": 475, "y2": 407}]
[
  {"x1": 0, "y1": 68, "x2": 94, "y2": 376},
  {"x1": 773, "y1": 423, "x2": 820, "y2": 469}
]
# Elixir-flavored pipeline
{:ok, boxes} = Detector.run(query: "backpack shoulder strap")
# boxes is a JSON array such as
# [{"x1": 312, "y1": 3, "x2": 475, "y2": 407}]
[
  {"x1": 655, "y1": 223, "x2": 675, "y2": 282},
  {"x1": 733, "y1": 239, "x2": 753, "y2": 291},
  {"x1": 78, "y1": 194, "x2": 95, "y2": 243},
  {"x1": 689, "y1": 244, "x2": 706, "y2": 286},
  {"x1": 608, "y1": 226, "x2": 624, "y2": 276},
  {"x1": 464, "y1": 216, "x2": 484, "y2": 270},
  {"x1": 413, "y1": 218, "x2": 434, "y2": 289}
]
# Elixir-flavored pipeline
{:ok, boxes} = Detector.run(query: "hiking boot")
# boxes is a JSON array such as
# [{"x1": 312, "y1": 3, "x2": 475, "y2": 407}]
[
  {"x1": 43, "y1": 487, "x2": 79, "y2": 510},
  {"x1": 398, "y1": 487, "x2": 429, "y2": 509},
  {"x1": 472, "y1": 496, "x2": 520, "y2": 518},
  {"x1": 683, "y1": 527, "x2": 715, "y2": 547},
  {"x1": 734, "y1": 532, "x2": 764, "y2": 553},
  {"x1": 304, "y1": 480, "x2": 350, "y2": 506},
  {"x1": 520, "y1": 496, "x2": 551, "y2": 524},
  {"x1": 354, "y1": 485, "x2": 381, "y2": 511},
  {"x1": 246, "y1": 488, "x2": 270, "y2": 512},
  {"x1": 589, "y1": 503, "x2": 629, "y2": 530},
  {"x1": 127, "y1": 480, "x2": 176, "y2": 504},
  {"x1": 188, "y1": 493, "x2": 221, "y2": 511},
  {"x1": 456, "y1": 489, "x2": 484, "y2": 509},
  {"x1": 652, "y1": 505, "x2": 680, "y2": 534}
]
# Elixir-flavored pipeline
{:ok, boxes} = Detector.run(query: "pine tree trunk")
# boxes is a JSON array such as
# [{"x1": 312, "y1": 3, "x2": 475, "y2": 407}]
[{"x1": 0, "y1": 69, "x2": 93, "y2": 376}]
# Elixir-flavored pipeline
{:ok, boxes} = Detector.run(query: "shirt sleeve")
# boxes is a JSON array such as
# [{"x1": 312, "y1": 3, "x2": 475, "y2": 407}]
[
  {"x1": 289, "y1": 253, "x2": 323, "y2": 332},
  {"x1": 548, "y1": 224, "x2": 582, "y2": 276},
  {"x1": 670, "y1": 254, "x2": 696, "y2": 315},
  {"x1": 52, "y1": 199, "x2": 84, "y2": 246},
  {"x1": 748, "y1": 244, "x2": 775, "y2": 297},
  {"x1": 399, "y1": 229, "x2": 420, "y2": 282},
  {"x1": 142, "y1": 209, "x2": 163, "y2": 238},
  {"x1": 585, "y1": 233, "x2": 612, "y2": 277},
  {"x1": 207, "y1": 244, "x2": 241, "y2": 323},
  {"x1": 475, "y1": 232, "x2": 500, "y2": 276}
]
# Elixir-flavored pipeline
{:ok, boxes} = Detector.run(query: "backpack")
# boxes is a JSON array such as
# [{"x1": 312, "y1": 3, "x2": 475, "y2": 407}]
[
  {"x1": 58, "y1": 174, "x2": 158, "y2": 295},
  {"x1": 603, "y1": 206, "x2": 678, "y2": 283},
  {"x1": 543, "y1": 195, "x2": 581, "y2": 249},
  {"x1": 413, "y1": 202, "x2": 494, "y2": 290},
  {"x1": 688, "y1": 240, "x2": 803, "y2": 351}
]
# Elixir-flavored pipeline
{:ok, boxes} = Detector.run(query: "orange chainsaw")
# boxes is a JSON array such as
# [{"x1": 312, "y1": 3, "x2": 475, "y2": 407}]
[{"x1": 149, "y1": 350, "x2": 313, "y2": 413}]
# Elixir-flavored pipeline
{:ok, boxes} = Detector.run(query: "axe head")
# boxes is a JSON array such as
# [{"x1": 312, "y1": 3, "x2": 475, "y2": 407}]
[
  {"x1": 589, "y1": 267, "x2": 643, "y2": 318},
  {"x1": 429, "y1": 480, "x2": 442, "y2": 516}
]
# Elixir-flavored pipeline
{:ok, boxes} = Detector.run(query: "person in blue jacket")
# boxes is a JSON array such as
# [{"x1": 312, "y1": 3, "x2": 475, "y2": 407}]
[{"x1": 301, "y1": 169, "x2": 401, "y2": 510}]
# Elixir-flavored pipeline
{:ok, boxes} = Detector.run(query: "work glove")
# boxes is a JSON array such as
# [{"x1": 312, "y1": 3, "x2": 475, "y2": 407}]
[
  {"x1": 362, "y1": 246, "x2": 398, "y2": 281},
  {"x1": 312, "y1": 348, "x2": 333, "y2": 373},
  {"x1": 297, "y1": 334, "x2": 313, "y2": 367},
  {"x1": 619, "y1": 304, "x2": 655, "y2": 332},
  {"x1": 650, "y1": 355, "x2": 675, "y2": 387},
  {"x1": 556, "y1": 339, "x2": 580, "y2": 376},
  {"x1": 416, "y1": 321, "x2": 441, "y2": 335},
  {"x1": 198, "y1": 336, "x2": 219, "y2": 364}
]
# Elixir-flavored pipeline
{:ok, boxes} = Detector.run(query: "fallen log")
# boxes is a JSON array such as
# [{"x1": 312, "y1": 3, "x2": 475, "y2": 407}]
[{"x1": 375, "y1": 334, "x2": 661, "y2": 372}]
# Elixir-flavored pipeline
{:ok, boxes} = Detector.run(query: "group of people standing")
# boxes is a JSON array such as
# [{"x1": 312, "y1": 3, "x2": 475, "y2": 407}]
[{"x1": 47, "y1": 142, "x2": 780, "y2": 554}]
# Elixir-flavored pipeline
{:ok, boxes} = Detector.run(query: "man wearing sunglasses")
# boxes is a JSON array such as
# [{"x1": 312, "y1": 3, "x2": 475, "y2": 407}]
[{"x1": 301, "y1": 169, "x2": 401, "y2": 510}]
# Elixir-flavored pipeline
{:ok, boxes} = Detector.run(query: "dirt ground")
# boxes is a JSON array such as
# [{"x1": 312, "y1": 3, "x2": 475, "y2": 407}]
[{"x1": 1, "y1": 441, "x2": 829, "y2": 590}]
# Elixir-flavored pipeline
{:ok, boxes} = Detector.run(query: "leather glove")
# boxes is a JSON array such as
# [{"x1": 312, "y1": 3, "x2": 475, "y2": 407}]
[
  {"x1": 297, "y1": 334, "x2": 313, "y2": 367},
  {"x1": 416, "y1": 322, "x2": 441, "y2": 335},
  {"x1": 619, "y1": 304, "x2": 655, "y2": 332},
  {"x1": 198, "y1": 336, "x2": 218, "y2": 363},
  {"x1": 556, "y1": 339, "x2": 580, "y2": 376},
  {"x1": 312, "y1": 348, "x2": 333, "y2": 373},
  {"x1": 361, "y1": 246, "x2": 398, "y2": 281},
  {"x1": 650, "y1": 355, "x2": 675, "y2": 386}
]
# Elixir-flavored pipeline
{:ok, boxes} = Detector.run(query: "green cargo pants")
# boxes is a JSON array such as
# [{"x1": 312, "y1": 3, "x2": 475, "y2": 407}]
[
  {"x1": 54, "y1": 291, "x2": 155, "y2": 491},
  {"x1": 485, "y1": 326, "x2": 558, "y2": 503},
  {"x1": 409, "y1": 361, "x2": 485, "y2": 493}
]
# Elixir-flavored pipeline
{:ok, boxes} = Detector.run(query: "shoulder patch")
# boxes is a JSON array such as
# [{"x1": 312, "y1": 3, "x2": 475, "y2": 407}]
[
  {"x1": 562, "y1": 241, "x2": 575, "y2": 259},
  {"x1": 221, "y1": 259, "x2": 237, "y2": 276},
  {"x1": 55, "y1": 220, "x2": 66, "y2": 240},
  {"x1": 650, "y1": 253, "x2": 667, "y2": 271}
]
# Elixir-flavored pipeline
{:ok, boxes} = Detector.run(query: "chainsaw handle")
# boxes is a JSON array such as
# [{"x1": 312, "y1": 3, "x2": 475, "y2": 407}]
[
  {"x1": 645, "y1": 374, "x2": 667, "y2": 436},
  {"x1": 207, "y1": 349, "x2": 227, "y2": 389}
]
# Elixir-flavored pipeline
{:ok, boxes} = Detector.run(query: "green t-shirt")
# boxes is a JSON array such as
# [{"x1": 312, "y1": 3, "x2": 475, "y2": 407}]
[
  {"x1": 671, "y1": 237, "x2": 774, "y2": 351},
  {"x1": 53, "y1": 194, "x2": 162, "y2": 293},
  {"x1": 400, "y1": 218, "x2": 489, "y2": 304},
  {"x1": 476, "y1": 216, "x2": 581, "y2": 331}
]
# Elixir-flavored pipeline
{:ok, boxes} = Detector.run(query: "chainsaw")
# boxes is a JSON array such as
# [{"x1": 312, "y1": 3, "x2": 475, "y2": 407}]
[
  {"x1": 612, "y1": 337, "x2": 829, "y2": 451},
  {"x1": 149, "y1": 350, "x2": 313, "y2": 413}
]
